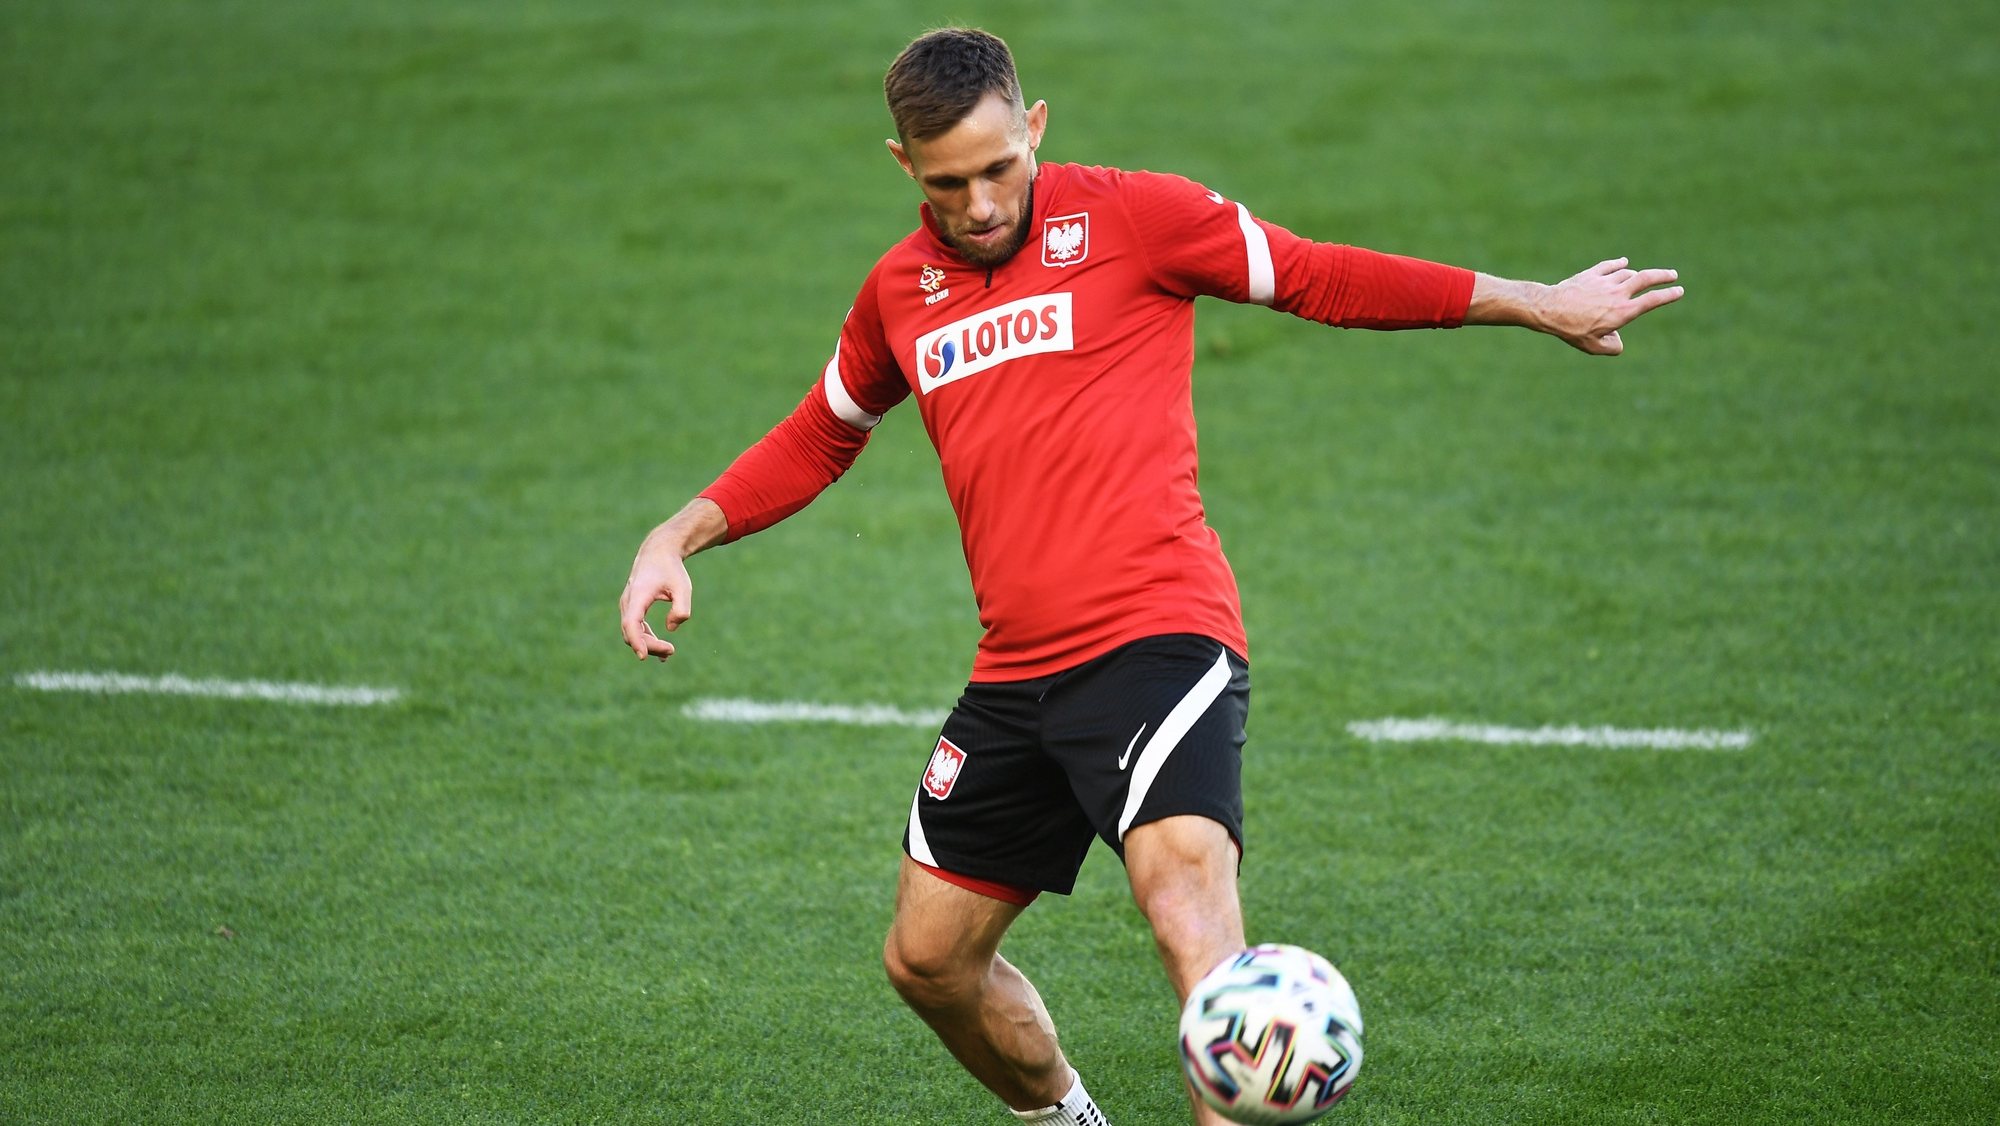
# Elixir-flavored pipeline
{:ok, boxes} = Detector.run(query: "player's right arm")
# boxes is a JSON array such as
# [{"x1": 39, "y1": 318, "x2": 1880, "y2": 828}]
[{"x1": 619, "y1": 268, "x2": 908, "y2": 661}]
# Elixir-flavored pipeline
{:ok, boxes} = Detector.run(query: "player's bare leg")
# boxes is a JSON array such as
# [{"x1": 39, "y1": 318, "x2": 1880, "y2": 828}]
[
  {"x1": 1124, "y1": 814, "x2": 1247, "y2": 1125},
  {"x1": 883, "y1": 856, "x2": 1076, "y2": 1112}
]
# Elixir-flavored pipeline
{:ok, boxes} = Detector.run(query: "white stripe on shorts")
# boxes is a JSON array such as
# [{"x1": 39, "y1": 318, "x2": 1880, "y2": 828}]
[
  {"x1": 1117, "y1": 646, "x2": 1234, "y2": 840},
  {"x1": 905, "y1": 791, "x2": 939, "y2": 867}
]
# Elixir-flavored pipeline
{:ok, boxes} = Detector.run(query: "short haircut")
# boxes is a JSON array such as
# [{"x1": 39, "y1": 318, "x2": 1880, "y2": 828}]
[{"x1": 883, "y1": 28, "x2": 1023, "y2": 143}]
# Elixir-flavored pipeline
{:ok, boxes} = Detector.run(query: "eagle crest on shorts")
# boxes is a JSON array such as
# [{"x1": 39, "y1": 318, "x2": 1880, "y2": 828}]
[
  {"x1": 923, "y1": 737, "x2": 968, "y2": 799},
  {"x1": 1041, "y1": 212, "x2": 1089, "y2": 267}
]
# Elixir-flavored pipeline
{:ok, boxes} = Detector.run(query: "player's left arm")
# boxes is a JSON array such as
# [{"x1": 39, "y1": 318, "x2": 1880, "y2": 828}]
[{"x1": 1466, "y1": 258, "x2": 1683, "y2": 356}]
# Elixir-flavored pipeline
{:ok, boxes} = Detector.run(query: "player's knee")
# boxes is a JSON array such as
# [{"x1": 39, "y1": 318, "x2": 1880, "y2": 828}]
[
  {"x1": 1126, "y1": 818, "x2": 1235, "y2": 912},
  {"x1": 1133, "y1": 880, "x2": 1213, "y2": 953},
  {"x1": 881, "y1": 929, "x2": 982, "y2": 1013},
  {"x1": 1125, "y1": 816, "x2": 1244, "y2": 986}
]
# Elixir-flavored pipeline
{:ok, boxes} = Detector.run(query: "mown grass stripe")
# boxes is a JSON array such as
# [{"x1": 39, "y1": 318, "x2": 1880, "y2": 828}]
[
  {"x1": 1346, "y1": 717, "x2": 1752, "y2": 750},
  {"x1": 14, "y1": 670, "x2": 402, "y2": 707}
]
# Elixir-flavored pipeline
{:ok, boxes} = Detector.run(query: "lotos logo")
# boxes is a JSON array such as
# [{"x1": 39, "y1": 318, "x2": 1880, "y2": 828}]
[
  {"x1": 915, "y1": 292, "x2": 1075, "y2": 394},
  {"x1": 922, "y1": 334, "x2": 958, "y2": 382}
]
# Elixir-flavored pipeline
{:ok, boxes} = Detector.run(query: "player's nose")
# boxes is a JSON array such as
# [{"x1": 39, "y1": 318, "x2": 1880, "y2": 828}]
[{"x1": 966, "y1": 184, "x2": 996, "y2": 224}]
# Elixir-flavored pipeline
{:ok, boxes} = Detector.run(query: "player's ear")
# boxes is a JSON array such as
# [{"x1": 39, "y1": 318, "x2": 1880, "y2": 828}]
[
  {"x1": 885, "y1": 137, "x2": 916, "y2": 180},
  {"x1": 1025, "y1": 99, "x2": 1048, "y2": 152}
]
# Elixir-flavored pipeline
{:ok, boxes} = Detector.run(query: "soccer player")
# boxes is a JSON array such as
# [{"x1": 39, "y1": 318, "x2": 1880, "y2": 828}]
[{"x1": 620, "y1": 28, "x2": 1681, "y2": 1125}]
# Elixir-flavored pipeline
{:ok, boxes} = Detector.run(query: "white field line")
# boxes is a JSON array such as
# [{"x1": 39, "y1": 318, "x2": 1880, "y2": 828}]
[
  {"x1": 683, "y1": 696, "x2": 947, "y2": 728},
  {"x1": 14, "y1": 670, "x2": 402, "y2": 707},
  {"x1": 681, "y1": 699, "x2": 1752, "y2": 750},
  {"x1": 1346, "y1": 716, "x2": 1752, "y2": 751}
]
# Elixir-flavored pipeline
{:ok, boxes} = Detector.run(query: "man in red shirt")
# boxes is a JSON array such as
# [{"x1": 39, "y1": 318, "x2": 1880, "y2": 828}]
[{"x1": 620, "y1": 28, "x2": 1681, "y2": 1125}]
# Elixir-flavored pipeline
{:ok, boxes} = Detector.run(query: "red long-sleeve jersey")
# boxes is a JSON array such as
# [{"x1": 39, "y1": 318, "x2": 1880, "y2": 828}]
[{"x1": 701, "y1": 163, "x2": 1473, "y2": 682}]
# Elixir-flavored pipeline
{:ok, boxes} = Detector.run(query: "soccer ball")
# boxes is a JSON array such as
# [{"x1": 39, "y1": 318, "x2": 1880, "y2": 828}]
[{"x1": 1177, "y1": 944, "x2": 1364, "y2": 1124}]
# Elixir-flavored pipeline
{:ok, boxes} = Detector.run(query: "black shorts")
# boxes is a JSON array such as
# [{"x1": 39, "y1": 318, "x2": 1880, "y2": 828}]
[{"x1": 902, "y1": 634, "x2": 1249, "y2": 898}]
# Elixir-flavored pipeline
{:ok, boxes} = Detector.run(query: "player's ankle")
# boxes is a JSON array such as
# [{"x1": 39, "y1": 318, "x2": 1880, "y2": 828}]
[{"x1": 1010, "y1": 1072, "x2": 1109, "y2": 1125}]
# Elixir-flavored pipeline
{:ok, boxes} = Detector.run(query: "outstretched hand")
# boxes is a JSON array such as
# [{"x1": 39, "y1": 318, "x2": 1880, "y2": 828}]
[{"x1": 1541, "y1": 257, "x2": 1684, "y2": 355}]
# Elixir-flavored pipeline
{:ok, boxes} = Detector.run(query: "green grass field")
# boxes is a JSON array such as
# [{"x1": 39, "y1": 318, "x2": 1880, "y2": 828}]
[{"x1": 4, "y1": 1, "x2": 1996, "y2": 1122}]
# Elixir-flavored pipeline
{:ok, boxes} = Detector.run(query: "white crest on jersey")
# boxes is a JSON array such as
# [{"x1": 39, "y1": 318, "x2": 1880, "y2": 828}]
[
  {"x1": 1040, "y1": 211, "x2": 1090, "y2": 268},
  {"x1": 1048, "y1": 222, "x2": 1083, "y2": 259}
]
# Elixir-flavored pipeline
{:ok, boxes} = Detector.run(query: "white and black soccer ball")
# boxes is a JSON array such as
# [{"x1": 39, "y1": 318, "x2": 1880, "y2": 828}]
[{"x1": 1177, "y1": 944, "x2": 1364, "y2": 1124}]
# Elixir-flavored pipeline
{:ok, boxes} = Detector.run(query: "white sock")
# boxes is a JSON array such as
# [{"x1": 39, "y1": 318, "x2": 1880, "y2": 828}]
[{"x1": 1011, "y1": 1073, "x2": 1109, "y2": 1125}]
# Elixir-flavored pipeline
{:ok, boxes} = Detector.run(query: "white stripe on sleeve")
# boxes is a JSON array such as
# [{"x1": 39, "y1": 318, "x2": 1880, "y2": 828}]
[
  {"x1": 1234, "y1": 203, "x2": 1276, "y2": 306},
  {"x1": 821, "y1": 341, "x2": 882, "y2": 431}
]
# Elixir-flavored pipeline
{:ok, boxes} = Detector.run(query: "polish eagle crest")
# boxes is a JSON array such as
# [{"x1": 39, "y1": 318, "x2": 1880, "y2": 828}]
[{"x1": 1041, "y1": 212, "x2": 1090, "y2": 267}]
